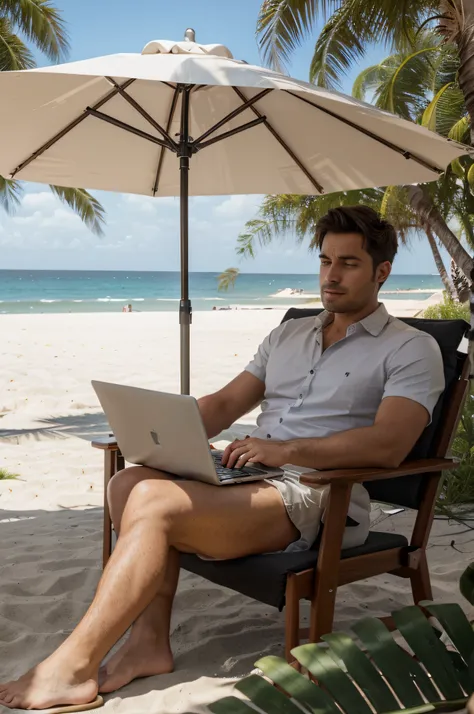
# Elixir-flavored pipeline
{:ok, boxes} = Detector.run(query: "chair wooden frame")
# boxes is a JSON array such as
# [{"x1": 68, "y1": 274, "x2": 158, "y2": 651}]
[{"x1": 92, "y1": 354, "x2": 469, "y2": 663}]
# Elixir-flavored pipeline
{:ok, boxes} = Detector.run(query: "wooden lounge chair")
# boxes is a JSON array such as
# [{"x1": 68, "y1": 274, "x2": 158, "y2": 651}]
[{"x1": 92, "y1": 308, "x2": 470, "y2": 662}]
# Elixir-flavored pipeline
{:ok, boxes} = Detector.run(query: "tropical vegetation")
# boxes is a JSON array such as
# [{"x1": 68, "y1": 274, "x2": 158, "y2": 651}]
[
  {"x1": 0, "y1": 0, "x2": 105, "y2": 234},
  {"x1": 218, "y1": 3, "x2": 474, "y2": 293},
  {"x1": 209, "y1": 601, "x2": 474, "y2": 713}
]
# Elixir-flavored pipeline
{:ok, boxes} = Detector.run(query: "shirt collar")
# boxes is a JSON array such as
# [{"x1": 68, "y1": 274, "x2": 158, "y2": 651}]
[
  {"x1": 359, "y1": 303, "x2": 390, "y2": 336},
  {"x1": 314, "y1": 303, "x2": 390, "y2": 337}
]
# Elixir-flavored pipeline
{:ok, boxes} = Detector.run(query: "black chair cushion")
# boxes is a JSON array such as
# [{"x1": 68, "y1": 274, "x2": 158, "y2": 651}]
[
  {"x1": 181, "y1": 530, "x2": 408, "y2": 610},
  {"x1": 281, "y1": 308, "x2": 468, "y2": 509}
]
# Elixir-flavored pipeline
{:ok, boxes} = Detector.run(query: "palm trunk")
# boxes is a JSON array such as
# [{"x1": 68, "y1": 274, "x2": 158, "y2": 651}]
[
  {"x1": 425, "y1": 226, "x2": 456, "y2": 297},
  {"x1": 451, "y1": 258, "x2": 471, "y2": 301},
  {"x1": 406, "y1": 185, "x2": 474, "y2": 277}
]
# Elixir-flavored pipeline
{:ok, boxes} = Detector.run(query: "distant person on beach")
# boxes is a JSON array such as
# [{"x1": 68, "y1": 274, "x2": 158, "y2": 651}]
[{"x1": 0, "y1": 206, "x2": 445, "y2": 711}]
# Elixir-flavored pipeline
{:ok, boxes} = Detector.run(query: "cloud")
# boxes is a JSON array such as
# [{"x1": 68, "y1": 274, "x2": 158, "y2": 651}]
[
  {"x1": 123, "y1": 194, "x2": 178, "y2": 213},
  {"x1": 22, "y1": 191, "x2": 56, "y2": 212},
  {"x1": 214, "y1": 195, "x2": 262, "y2": 219}
]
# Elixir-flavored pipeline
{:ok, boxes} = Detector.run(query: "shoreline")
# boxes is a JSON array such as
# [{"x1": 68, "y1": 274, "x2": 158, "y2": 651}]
[
  {"x1": 271, "y1": 288, "x2": 443, "y2": 299},
  {"x1": 0, "y1": 291, "x2": 443, "y2": 317}
]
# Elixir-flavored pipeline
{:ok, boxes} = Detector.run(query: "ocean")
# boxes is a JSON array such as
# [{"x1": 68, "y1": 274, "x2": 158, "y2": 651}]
[{"x1": 0, "y1": 270, "x2": 443, "y2": 315}]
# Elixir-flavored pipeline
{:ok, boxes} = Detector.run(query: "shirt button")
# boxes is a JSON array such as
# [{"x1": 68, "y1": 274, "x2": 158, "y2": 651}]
[
  {"x1": 267, "y1": 433, "x2": 271, "y2": 439},
  {"x1": 299, "y1": 393, "x2": 303, "y2": 398},
  {"x1": 310, "y1": 370, "x2": 314, "y2": 374},
  {"x1": 279, "y1": 418, "x2": 283, "y2": 423}
]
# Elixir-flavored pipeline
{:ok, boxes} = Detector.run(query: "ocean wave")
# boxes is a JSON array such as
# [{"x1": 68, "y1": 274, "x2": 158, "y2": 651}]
[
  {"x1": 40, "y1": 299, "x2": 58, "y2": 303},
  {"x1": 96, "y1": 298, "x2": 125, "y2": 302},
  {"x1": 379, "y1": 289, "x2": 441, "y2": 295}
]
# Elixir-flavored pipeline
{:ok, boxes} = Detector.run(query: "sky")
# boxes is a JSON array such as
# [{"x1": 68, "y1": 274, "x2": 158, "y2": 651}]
[{"x1": 0, "y1": 0, "x2": 452, "y2": 274}]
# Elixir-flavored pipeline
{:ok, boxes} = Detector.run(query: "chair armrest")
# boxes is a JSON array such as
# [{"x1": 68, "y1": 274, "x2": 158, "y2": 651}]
[
  {"x1": 91, "y1": 436, "x2": 119, "y2": 451},
  {"x1": 300, "y1": 457, "x2": 458, "y2": 486}
]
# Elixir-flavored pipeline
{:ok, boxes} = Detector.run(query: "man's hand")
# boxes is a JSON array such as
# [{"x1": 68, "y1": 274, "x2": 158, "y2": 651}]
[{"x1": 221, "y1": 437, "x2": 291, "y2": 469}]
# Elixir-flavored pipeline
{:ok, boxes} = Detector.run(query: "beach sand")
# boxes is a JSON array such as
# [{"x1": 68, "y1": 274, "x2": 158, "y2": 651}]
[{"x1": 1, "y1": 298, "x2": 473, "y2": 713}]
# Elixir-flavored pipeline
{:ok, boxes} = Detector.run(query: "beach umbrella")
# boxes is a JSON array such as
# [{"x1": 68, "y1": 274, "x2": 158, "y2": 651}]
[{"x1": 0, "y1": 29, "x2": 470, "y2": 393}]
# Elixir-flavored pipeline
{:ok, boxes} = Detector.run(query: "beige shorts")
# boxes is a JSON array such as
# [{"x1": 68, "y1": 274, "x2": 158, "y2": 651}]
[{"x1": 268, "y1": 471, "x2": 371, "y2": 552}]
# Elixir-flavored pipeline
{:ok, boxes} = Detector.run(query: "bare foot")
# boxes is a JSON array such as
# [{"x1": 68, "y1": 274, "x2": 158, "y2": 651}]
[
  {"x1": 99, "y1": 637, "x2": 174, "y2": 693},
  {"x1": 0, "y1": 654, "x2": 98, "y2": 710}
]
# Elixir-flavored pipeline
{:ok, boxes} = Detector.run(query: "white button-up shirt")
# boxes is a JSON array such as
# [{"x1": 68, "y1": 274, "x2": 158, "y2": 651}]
[{"x1": 245, "y1": 304, "x2": 445, "y2": 450}]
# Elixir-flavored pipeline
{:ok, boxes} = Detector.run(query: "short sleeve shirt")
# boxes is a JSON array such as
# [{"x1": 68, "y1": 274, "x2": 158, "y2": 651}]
[{"x1": 244, "y1": 304, "x2": 445, "y2": 444}]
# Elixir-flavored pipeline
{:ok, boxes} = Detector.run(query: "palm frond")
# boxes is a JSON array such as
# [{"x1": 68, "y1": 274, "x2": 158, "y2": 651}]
[
  {"x1": 449, "y1": 115, "x2": 471, "y2": 143},
  {"x1": 0, "y1": 17, "x2": 35, "y2": 70},
  {"x1": 352, "y1": 36, "x2": 441, "y2": 120},
  {"x1": 422, "y1": 81, "x2": 454, "y2": 131},
  {"x1": 375, "y1": 46, "x2": 440, "y2": 118},
  {"x1": 209, "y1": 603, "x2": 474, "y2": 714},
  {"x1": 355, "y1": 1, "x2": 437, "y2": 51},
  {"x1": 309, "y1": 3, "x2": 366, "y2": 89},
  {"x1": 431, "y1": 43, "x2": 459, "y2": 91},
  {"x1": 237, "y1": 189, "x2": 385, "y2": 259},
  {"x1": 379, "y1": 185, "x2": 418, "y2": 243},
  {"x1": 352, "y1": 63, "x2": 386, "y2": 101},
  {"x1": 423, "y1": 84, "x2": 466, "y2": 136},
  {"x1": 49, "y1": 186, "x2": 105, "y2": 236},
  {"x1": 2, "y1": 0, "x2": 69, "y2": 62},
  {"x1": 0, "y1": 175, "x2": 23, "y2": 213},
  {"x1": 217, "y1": 268, "x2": 240, "y2": 292},
  {"x1": 256, "y1": 0, "x2": 332, "y2": 73}
]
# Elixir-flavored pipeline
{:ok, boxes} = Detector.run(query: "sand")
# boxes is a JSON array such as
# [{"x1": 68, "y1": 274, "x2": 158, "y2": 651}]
[{"x1": 1, "y1": 298, "x2": 473, "y2": 713}]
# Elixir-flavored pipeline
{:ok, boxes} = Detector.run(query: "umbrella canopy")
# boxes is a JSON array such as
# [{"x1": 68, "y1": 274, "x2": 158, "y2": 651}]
[{"x1": 0, "y1": 30, "x2": 470, "y2": 392}]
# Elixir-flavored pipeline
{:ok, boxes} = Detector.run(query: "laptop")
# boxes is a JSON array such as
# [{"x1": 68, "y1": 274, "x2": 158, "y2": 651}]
[{"x1": 92, "y1": 381, "x2": 284, "y2": 485}]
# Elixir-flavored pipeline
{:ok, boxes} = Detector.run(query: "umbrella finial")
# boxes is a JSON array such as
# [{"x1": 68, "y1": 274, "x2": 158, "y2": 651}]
[{"x1": 184, "y1": 28, "x2": 196, "y2": 43}]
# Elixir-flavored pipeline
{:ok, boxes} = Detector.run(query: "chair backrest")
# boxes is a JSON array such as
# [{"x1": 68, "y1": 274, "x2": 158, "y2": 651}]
[{"x1": 281, "y1": 307, "x2": 470, "y2": 509}]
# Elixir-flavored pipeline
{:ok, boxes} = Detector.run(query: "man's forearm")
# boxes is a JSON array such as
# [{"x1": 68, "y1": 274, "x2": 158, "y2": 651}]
[
  {"x1": 285, "y1": 426, "x2": 400, "y2": 471},
  {"x1": 197, "y1": 394, "x2": 234, "y2": 440}
]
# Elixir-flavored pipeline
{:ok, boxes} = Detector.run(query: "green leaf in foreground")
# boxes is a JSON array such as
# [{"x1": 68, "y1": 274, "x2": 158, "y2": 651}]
[{"x1": 208, "y1": 605, "x2": 474, "y2": 714}]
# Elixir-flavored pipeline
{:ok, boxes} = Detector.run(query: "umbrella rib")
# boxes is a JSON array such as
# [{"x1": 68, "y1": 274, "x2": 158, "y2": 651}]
[
  {"x1": 86, "y1": 108, "x2": 172, "y2": 149},
  {"x1": 153, "y1": 86, "x2": 180, "y2": 196},
  {"x1": 105, "y1": 77, "x2": 177, "y2": 150},
  {"x1": 197, "y1": 116, "x2": 267, "y2": 150},
  {"x1": 10, "y1": 78, "x2": 136, "y2": 179},
  {"x1": 232, "y1": 86, "x2": 325, "y2": 195},
  {"x1": 193, "y1": 88, "x2": 273, "y2": 145},
  {"x1": 287, "y1": 91, "x2": 445, "y2": 175}
]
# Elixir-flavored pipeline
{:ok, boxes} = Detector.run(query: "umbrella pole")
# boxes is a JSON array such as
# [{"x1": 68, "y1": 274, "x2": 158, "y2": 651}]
[{"x1": 178, "y1": 85, "x2": 192, "y2": 395}]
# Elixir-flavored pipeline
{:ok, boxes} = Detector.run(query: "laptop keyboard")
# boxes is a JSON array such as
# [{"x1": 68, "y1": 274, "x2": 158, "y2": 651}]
[{"x1": 211, "y1": 451, "x2": 266, "y2": 481}]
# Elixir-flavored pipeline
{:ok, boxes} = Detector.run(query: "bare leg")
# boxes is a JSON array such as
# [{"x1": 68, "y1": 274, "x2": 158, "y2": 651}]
[
  {"x1": 0, "y1": 472, "x2": 297, "y2": 709},
  {"x1": 100, "y1": 467, "x2": 179, "y2": 692}
]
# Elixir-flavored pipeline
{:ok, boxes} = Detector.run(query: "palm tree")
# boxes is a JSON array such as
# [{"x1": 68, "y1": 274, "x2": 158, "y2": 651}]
[
  {"x1": 0, "y1": 0, "x2": 105, "y2": 235},
  {"x1": 257, "y1": 2, "x2": 474, "y2": 145},
  {"x1": 352, "y1": 37, "x2": 473, "y2": 282},
  {"x1": 231, "y1": 186, "x2": 457, "y2": 296},
  {"x1": 256, "y1": 2, "x2": 474, "y2": 275},
  {"x1": 232, "y1": 26, "x2": 472, "y2": 286}
]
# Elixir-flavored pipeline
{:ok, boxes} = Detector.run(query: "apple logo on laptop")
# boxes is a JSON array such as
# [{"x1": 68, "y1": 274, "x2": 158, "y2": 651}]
[{"x1": 150, "y1": 430, "x2": 160, "y2": 446}]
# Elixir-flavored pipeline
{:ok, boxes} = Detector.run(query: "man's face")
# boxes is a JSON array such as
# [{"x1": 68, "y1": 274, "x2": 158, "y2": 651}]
[{"x1": 319, "y1": 232, "x2": 391, "y2": 313}]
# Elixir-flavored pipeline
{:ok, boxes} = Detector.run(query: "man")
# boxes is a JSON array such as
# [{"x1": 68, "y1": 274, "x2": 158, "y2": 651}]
[{"x1": 0, "y1": 206, "x2": 445, "y2": 711}]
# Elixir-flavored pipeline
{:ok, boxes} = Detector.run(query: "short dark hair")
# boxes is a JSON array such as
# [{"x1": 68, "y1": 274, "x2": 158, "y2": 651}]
[{"x1": 315, "y1": 206, "x2": 398, "y2": 271}]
